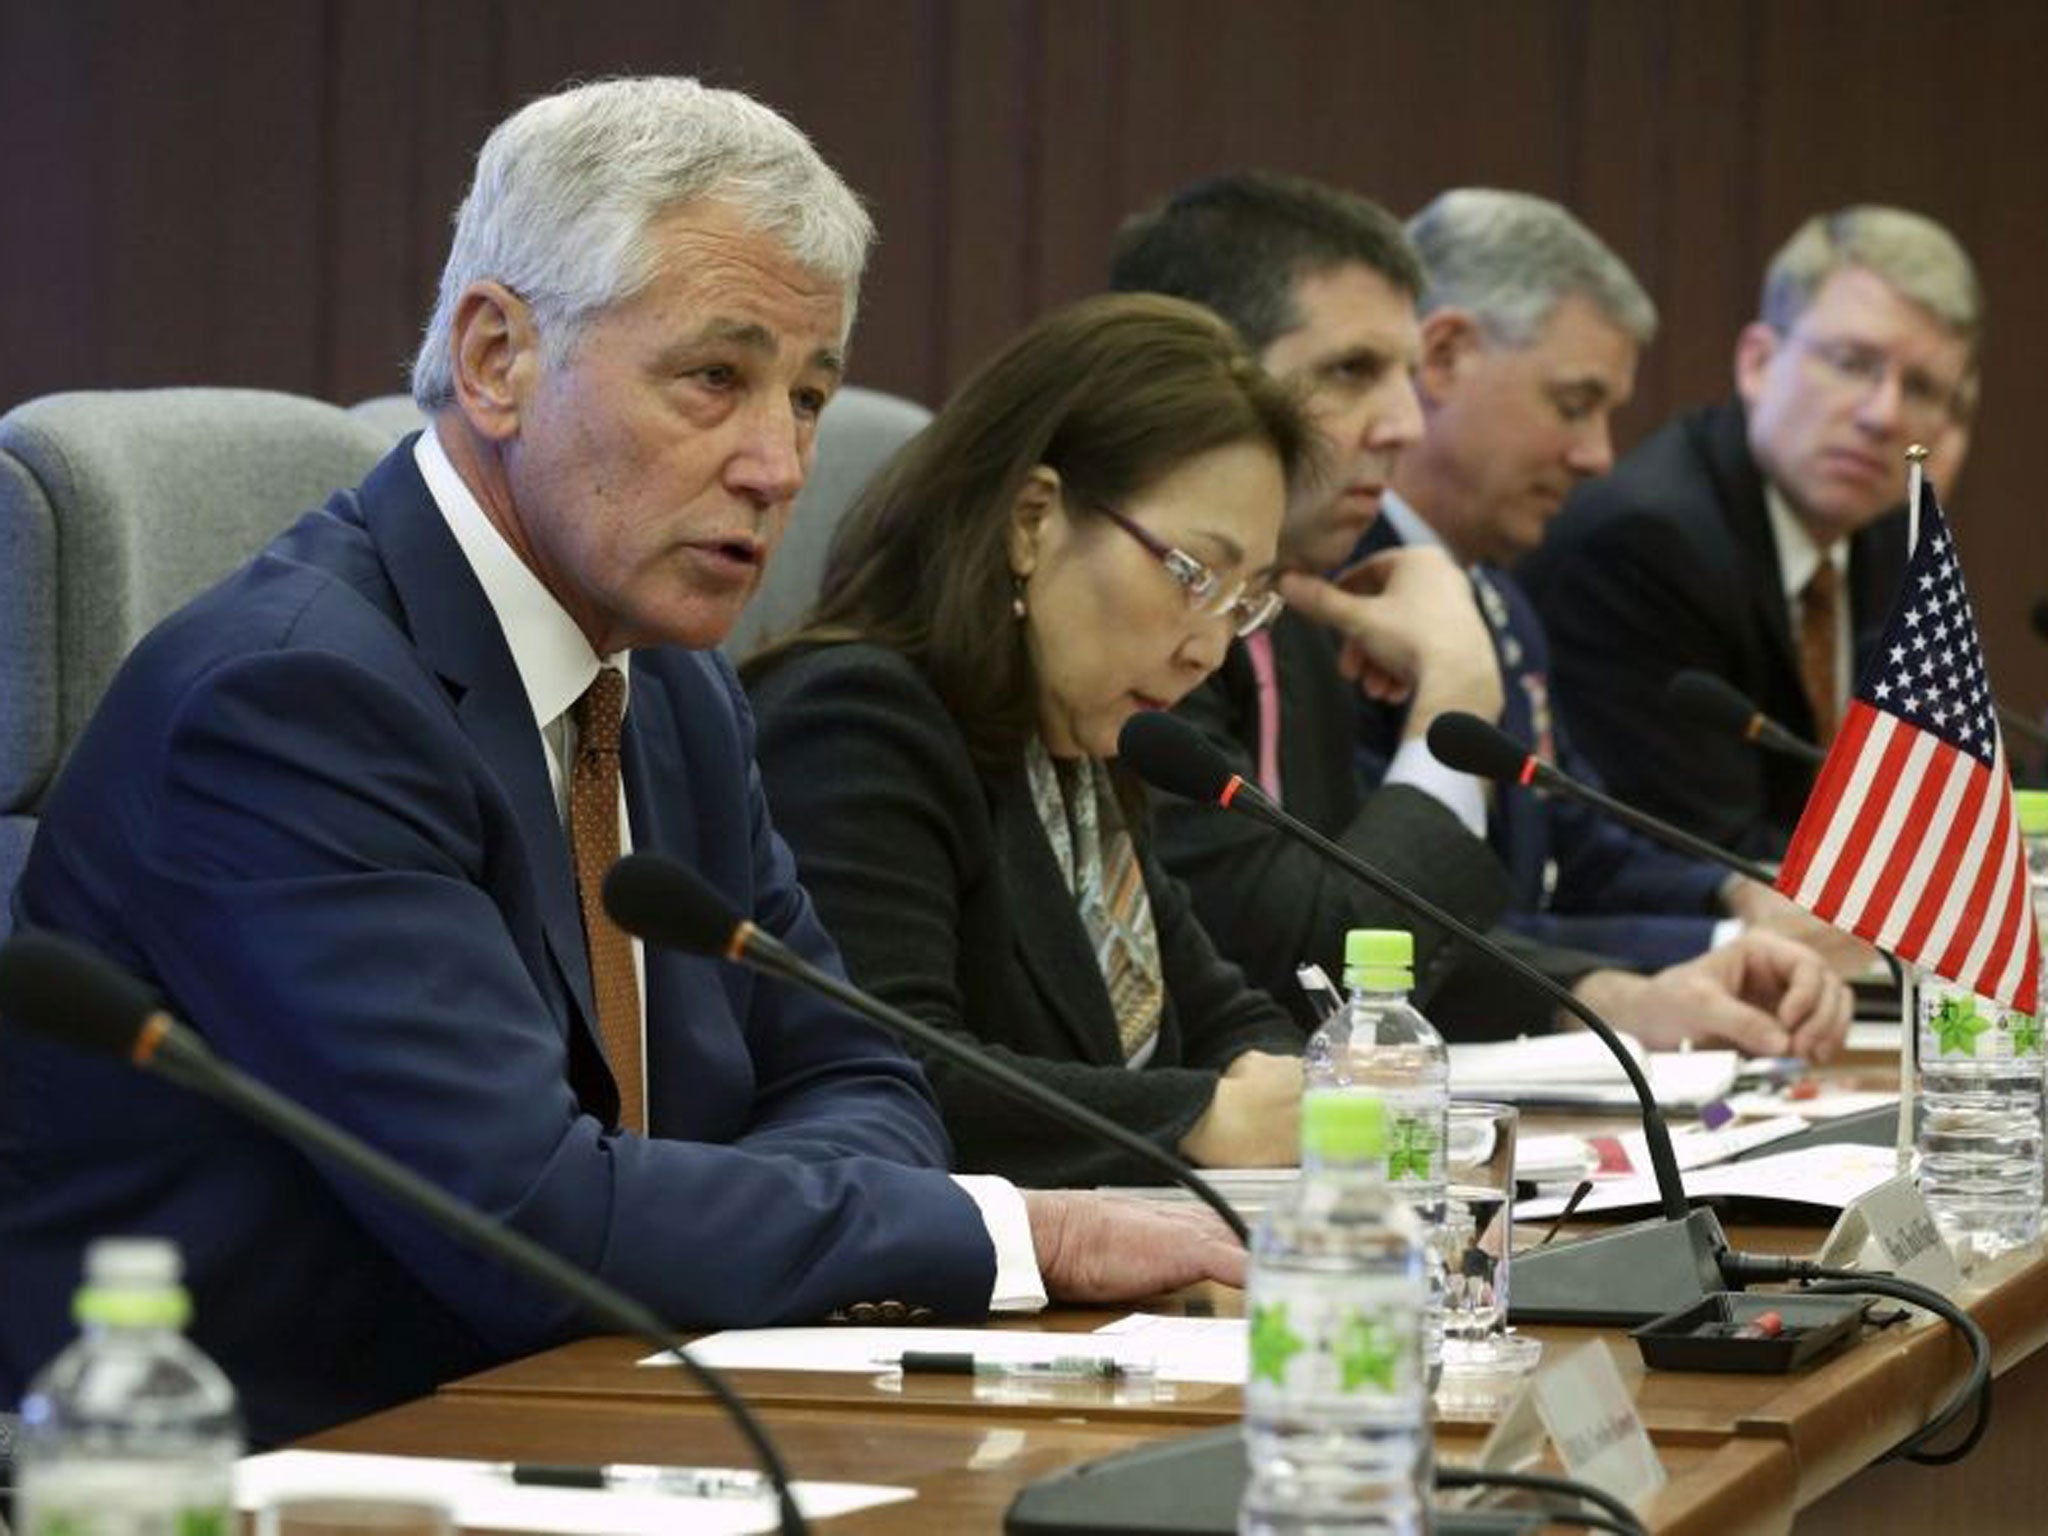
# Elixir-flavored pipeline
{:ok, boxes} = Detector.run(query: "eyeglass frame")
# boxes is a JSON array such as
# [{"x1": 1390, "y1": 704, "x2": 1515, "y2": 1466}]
[
  {"x1": 1084, "y1": 500, "x2": 1284, "y2": 639},
  {"x1": 1777, "y1": 328, "x2": 1970, "y2": 432}
]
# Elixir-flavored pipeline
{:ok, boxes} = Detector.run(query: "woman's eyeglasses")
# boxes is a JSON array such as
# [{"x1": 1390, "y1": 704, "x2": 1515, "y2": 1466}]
[{"x1": 1089, "y1": 502, "x2": 1283, "y2": 639}]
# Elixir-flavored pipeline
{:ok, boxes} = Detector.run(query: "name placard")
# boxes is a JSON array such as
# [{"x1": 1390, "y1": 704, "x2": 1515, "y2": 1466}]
[{"x1": 1530, "y1": 1339, "x2": 1665, "y2": 1507}]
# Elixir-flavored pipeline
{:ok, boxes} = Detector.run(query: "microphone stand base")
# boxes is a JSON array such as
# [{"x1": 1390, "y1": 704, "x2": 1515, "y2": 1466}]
[{"x1": 1509, "y1": 1208, "x2": 1731, "y2": 1327}]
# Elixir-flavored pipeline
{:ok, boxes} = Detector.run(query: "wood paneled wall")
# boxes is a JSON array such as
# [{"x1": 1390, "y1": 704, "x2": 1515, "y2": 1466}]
[{"x1": 2, "y1": 0, "x2": 2041, "y2": 701}]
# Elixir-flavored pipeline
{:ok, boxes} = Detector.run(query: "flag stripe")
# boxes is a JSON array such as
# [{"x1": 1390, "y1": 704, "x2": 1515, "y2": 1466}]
[
  {"x1": 1790, "y1": 708, "x2": 1891, "y2": 910},
  {"x1": 1780, "y1": 704, "x2": 1877, "y2": 896},
  {"x1": 1871, "y1": 746, "x2": 1975, "y2": 951},
  {"x1": 1829, "y1": 726, "x2": 1934, "y2": 930},
  {"x1": 1897, "y1": 755, "x2": 1993, "y2": 957}
]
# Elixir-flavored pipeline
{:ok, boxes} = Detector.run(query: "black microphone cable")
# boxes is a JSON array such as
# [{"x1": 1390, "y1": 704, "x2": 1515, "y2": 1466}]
[
  {"x1": 1719, "y1": 1252, "x2": 1992, "y2": 1466},
  {"x1": 1436, "y1": 1466, "x2": 1647, "y2": 1536}
]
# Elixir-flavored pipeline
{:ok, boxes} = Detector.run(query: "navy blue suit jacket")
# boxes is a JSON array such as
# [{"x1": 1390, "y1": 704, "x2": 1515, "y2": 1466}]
[
  {"x1": 0, "y1": 443, "x2": 993, "y2": 1445},
  {"x1": 1354, "y1": 519, "x2": 1727, "y2": 970}
]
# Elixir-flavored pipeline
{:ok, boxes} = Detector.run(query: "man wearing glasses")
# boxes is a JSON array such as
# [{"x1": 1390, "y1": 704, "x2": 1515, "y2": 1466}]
[{"x1": 1522, "y1": 206, "x2": 1981, "y2": 860}]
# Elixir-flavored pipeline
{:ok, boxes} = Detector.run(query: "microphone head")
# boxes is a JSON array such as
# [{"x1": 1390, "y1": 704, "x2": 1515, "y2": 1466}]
[
  {"x1": 602, "y1": 852, "x2": 742, "y2": 958},
  {"x1": 1116, "y1": 710, "x2": 1239, "y2": 804},
  {"x1": 0, "y1": 931, "x2": 163, "y2": 1061},
  {"x1": 1425, "y1": 711, "x2": 1535, "y2": 783},
  {"x1": 1666, "y1": 669, "x2": 1762, "y2": 736}
]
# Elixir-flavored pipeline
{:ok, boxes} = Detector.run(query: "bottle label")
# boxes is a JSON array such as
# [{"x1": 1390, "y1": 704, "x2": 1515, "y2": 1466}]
[
  {"x1": 1243, "y1": 1270, "x2": 1424, "y2": 1418},
  {"x1": 1386, "y1": 1111, "x2": 1440, "y2": 1183},
  {"x1": 1916, "y1": 977, "x2": 2043, "y2": 1061},
  {"x1": 19, "y1": 1462, "x2": 233, "y2": 1536}
]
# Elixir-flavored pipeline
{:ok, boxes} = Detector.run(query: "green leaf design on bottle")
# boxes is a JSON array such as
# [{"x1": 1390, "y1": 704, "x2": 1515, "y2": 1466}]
[
  {"x1": 2013, "y1": 1013, "x2": 2044, "y2": 1057},
  {"x1": 1334, "y1": 1308, "x2": 1399, "y2": 1393},
  {"x1": 1387, "y1": 1116, "x2": 1436, "y2": 1181},
  {"x1": 1249, "y1": 1300, "x2": 1305, "y2": 1386},
  {"x1": 1929, "y1": 995, "x2": 1992, "y2": 1057}
]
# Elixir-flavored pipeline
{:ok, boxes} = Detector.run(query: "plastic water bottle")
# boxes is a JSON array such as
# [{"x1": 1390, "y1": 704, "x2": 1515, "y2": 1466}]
[
  {"x1": 15, "y1": 1238, "x2": 241, "y2": 1536},
  {"x1": 1303, "y1": 930, "x2": 1448, "y2": 1380},
  {"x1": 1914, "y1": 969, "x2": 2044, "y2": 1265},
  {"x1": 1242, "y1": 1091, "x2": 1430, "y2": 1535}
]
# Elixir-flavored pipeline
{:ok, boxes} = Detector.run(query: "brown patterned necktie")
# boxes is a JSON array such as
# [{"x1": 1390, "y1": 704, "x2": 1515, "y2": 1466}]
[
  {"x1": 1798, "y1": 561, "x2": 1842, "y2": 746},
  {"x1": 569, "y1": 666, "x2": 644, "y2": 1133}
]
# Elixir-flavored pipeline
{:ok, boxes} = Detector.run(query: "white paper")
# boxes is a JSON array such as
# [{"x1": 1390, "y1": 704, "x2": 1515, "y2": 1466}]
[
  {"x1": 1090, "y1": 1313, "x2": 1248, "y2": 1384},
  {"x1": 236, "y1": 1451, "x2": 913, "y2": 1535},
  {"x1": 1847, "y1": 1020, "x2": 1903, "y2": 1053},
  {"x1": 1618, "y1": 1114, "x2": 1809, "y2": 1174},
  {"x1": 1725, "y1": 1088, "x2": 1896, "y2": 1121},
  {"x1": 660, "y1": 1324, "x2": 1189, "y2": 1377},
  {"x1": 1450, "y1": 1036, "x2": 1738, "y2": 1110},
  {"x1": 1518, "y1": 1141, "x2": 1899, "y2": 1220}
]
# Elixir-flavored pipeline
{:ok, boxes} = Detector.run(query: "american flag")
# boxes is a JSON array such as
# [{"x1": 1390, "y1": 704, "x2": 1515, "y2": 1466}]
[{"x1": 1777, "y1": 483, "x2": 2041, "y2": 1016}]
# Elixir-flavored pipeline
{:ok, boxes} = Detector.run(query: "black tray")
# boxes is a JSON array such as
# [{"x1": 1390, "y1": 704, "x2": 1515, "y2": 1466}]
[{"x1": 1633, "y1": 1291, "x2": 1867, "y2": 1373}]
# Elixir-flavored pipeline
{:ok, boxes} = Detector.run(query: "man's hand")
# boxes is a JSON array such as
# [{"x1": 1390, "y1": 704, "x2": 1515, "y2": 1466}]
[
  {"x1": 1023, "y1": 1191, "x2": 1247, "y2": 1301},
  {"x1": 1277, "y1": 548, "x2": 1503, "y2": 729},
  {"x1": 1177, "y1": 1050, "x2": 1302, "y2": 1168},
  {"x1": 1722, "y1": 876, "x2": 1880, "y2": 977},
  {"x1": 1572, "y1": 929, "x2": 1851, "y2": 1062}
]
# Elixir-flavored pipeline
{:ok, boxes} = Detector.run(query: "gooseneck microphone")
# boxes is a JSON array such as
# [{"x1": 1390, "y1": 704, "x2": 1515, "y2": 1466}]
[
  {"x1": 1666, "y1": 670, "x2": 1826, "y2": 767},
  {"x1": 1425, "y1": 712, "x2": 1778, "y2": 886},
  {"x1": 601, "y1": 854, "x2": 1250, "y2": 1243},
  {"x1": 1117, "y1": 711, "x2": 1726, "y2": 1326},
  {"x1": 0, "y1": 931, "x2": 811, "y2": 1536}
]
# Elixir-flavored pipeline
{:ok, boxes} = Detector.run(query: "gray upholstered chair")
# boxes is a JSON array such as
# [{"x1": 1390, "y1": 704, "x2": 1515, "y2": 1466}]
[
  {"x1": 0, "y1": 389, "x2": 394, "y2": 934},
  {"x1": 349, "y1": 391, "x2": 428, "y2": 445},
  {"x1": 724, "y1": 384, "x2": 931, "y2": 658}
]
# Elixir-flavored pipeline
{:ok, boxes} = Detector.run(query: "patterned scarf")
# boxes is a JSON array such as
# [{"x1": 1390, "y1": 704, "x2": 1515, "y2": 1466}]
[{"x1": 1026, "y1": 738, "x2": 1165, "y2": 1062}]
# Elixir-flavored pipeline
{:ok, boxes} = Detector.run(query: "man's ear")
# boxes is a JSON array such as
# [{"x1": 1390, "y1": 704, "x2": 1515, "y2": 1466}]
[
  {"x1": 1006, "y1": 465, "x2": 1063, "y2": 577},
  {"x1": 449, "y1": 281, "x2": 541, "y2": 443},
  {"x1": 1415, "y1": 308, "x2": 1482, "y2": 406},
  {"x1": 1733, "y1": 321, "x2": 1780, "y2": 411}
]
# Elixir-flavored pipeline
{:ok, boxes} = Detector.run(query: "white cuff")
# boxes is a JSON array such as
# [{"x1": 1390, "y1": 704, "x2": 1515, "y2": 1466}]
[
  {"x1": 951, "y1": 1173, "x2": 1047, "y2": 1312},
  {"x1": 1387, "y1": 738, "x2": 1487, "y2": 838},
  {"x1": 1710, "y1": 917, "x2": 1746, "y2": 950}
]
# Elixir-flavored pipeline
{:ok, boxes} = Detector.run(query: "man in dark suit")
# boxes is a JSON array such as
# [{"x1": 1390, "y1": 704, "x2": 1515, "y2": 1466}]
[
  {"x1": 1113, "y1": 174, "x2": 1851, "y2": 1056},
  {"x1": 1361, "y1": 189, "x2": 1862, "y2": 974},
  {"x1": 1521, "y1": 206, "x2": 1982, "y2": 860},
  {"x1": 0, "y1": 77, "x2": 1238, "y2": 1447}
]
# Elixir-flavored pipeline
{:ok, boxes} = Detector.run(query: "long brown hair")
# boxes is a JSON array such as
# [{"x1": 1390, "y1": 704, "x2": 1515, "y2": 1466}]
[{"x1": 745, "y1": 292, "x2": 1310, "y2": 772}]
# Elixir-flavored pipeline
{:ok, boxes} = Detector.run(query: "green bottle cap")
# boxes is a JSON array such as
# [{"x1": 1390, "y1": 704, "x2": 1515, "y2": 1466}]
[
  {"x1": 1343, "y1": 928, "x2": 1413, "y2": 990},
  {"x1": 1301, "y1": 1090, "x2": 1389, "y2": 1159},
  {"x1": 73, "y1": 1238, "x2": 191, "y2": 1329},
  {"x1": 2017, "y1": 790, "x2": 2048, "y2": 837}
]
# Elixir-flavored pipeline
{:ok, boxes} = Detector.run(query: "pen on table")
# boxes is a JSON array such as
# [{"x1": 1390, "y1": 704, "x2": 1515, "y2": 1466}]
[
  {"x1": 503, "y1": 1462, "x2": 767, "y2": 1497},
  {"x1": 875, "y1": 1350, "x2": 1156, "y2": 1381}
]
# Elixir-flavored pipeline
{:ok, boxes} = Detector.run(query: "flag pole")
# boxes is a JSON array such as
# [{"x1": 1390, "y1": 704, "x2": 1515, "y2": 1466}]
[{"x1": 1897, "y1": 443, "x2": 1930, "y2": 1174}]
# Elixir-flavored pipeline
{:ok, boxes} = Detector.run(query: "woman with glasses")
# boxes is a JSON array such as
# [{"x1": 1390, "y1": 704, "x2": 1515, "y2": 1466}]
[{"x1": 744, "y1": 294, "x2": 1314, "y2": 1186}]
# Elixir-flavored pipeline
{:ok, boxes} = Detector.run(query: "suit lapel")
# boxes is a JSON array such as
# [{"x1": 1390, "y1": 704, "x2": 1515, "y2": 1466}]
[
  {"x1": 351, "y1": 449, "x2": 600, "y2": 1047},
  {"x1": 986, "y1": 766, "x2": 1128, "y2": 1065},
  {"x1": 1708, "y1": 403, "x2": 1807, "y2": 723}
]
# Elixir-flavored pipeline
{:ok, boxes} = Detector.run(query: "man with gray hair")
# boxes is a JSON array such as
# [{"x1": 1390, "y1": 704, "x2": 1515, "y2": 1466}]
[
  {"x1": 1359, "y1": 189, "x2": 1860, "y2": 972},
  {"x1": 1523, "y1": 205, "x2": 1983, "y2": 859},
  {"x1": 0, "y1": 76, "x2": 1240, "y2": 1448}
]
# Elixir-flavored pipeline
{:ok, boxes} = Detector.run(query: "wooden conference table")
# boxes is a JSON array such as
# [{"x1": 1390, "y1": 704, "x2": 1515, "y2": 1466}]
[{"x1": 300, "y1": 1099, "x2": 2048, "y2": 1533}]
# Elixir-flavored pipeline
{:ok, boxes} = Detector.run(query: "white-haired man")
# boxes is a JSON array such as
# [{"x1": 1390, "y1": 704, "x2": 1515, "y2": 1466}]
[{"x1": 0, "y1": 77, "x2": 1240, "y2": 1447}]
